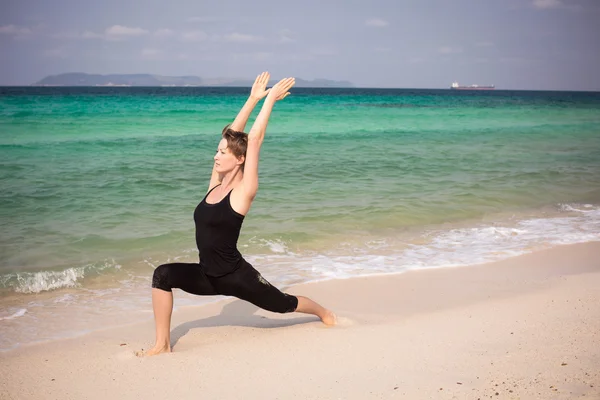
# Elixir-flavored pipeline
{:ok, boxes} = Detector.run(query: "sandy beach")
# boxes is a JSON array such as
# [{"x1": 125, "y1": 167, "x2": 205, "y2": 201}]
[{"x1": 2, "y1": 242, "x2": 599, "y2": 400}]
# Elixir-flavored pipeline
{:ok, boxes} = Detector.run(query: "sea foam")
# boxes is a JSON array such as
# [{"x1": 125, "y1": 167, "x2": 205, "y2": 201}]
[
  {"x1": 0, "y1": 259, "x2": 121, "y2": 294},
  {"x1": 0, "y1": 308, "x2": 27, "y2": 321}
]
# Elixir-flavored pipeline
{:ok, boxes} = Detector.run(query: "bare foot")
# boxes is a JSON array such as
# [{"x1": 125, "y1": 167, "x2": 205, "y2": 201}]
[
  {"x1": 321, "y1": 310, "x2": 337, "y2": 326},
  {"x1": 135, "y1": 343, "x2": 171, "y2": 357}
]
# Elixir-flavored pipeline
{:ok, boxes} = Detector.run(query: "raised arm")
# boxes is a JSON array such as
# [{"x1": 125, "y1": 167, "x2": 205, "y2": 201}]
[
  {"x1": 230, "y1": 72, "x2": 271, "y2": 132},
  {"x1": 242, "y1": 77, "x2": 295, "y2": 200},
  {"x1": 207, "y1": 72, "x2": 271, "y2": 192}
]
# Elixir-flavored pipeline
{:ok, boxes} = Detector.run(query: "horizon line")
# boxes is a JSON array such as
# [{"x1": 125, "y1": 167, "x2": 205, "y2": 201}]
[{"x1": 1, "y1": 85, "x2": 599, "y2": 92}]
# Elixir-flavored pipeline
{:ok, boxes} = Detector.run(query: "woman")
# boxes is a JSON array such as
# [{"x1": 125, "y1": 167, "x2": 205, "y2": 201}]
[{"x1": 142, "y1": 72, "x2": 336, "y2": 356}]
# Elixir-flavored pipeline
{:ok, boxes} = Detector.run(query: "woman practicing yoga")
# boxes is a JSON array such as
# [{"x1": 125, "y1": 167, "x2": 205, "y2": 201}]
[{"x1": 141, "y1": 72, "x2": 336, "y2": 356}]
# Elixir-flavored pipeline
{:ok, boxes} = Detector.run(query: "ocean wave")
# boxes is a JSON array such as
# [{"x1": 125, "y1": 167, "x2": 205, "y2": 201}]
[
  {"x1": 246, "y1": 203, "x2": 600, "y2": 281},
  {"x1": 16, "y1": 268, "x2": 84, "y2": 293},
  {"x1": 0, "y1": 259, "x2": 121, "y2": 294},
  {"x1": 559, "y1": 203, "x2": 596, "y2": 213},
  {"x1": 391, "y1": 203, "x2": 600, "y2": 269},
  {"x1": 245, "y1": 237, "x2": 293, "y2": 254},
  {"x1": 0, "y1": 308, "x2": 27, "y2": 321}
]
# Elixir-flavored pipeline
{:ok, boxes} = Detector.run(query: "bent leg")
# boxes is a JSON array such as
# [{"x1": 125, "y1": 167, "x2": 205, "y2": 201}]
[
  {"x1": 139, "y1": 288, "x2": 173, "y2": 356},
  {"x1": 141, "y1": 263, "x2": 217, "y2": 356},
  {"x1": 152, "y1": 262, "x2": 217, "y2": 296}
]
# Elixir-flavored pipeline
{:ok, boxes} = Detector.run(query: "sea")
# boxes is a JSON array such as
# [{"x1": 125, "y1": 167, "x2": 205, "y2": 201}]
[{"x1": 1, "y1": 86, "x2": 599, "y2": 352}]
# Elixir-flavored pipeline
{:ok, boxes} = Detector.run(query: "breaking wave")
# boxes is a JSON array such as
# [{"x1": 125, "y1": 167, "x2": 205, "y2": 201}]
[{"x1": 0, "y1": 260, "x2": 121, "y2": 294}]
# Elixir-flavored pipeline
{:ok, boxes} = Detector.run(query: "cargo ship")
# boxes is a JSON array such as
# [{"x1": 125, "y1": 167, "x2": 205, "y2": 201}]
[{"x1": 450, "y1": 82, "x2": 495, "y2": 90}]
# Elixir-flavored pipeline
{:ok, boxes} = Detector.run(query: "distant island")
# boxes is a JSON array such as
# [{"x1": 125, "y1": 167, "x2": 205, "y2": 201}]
[{"x1": 33, "y1": 73, "x2": 354, "y2": 88}]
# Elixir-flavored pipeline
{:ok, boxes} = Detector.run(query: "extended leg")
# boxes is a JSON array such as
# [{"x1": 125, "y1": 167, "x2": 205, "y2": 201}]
[
  {"x1": 216, "y1": 262, "x2": 337, "y2": 325},
  {"x1": 295, "y1": 295, "x2": 337, "y2": 326}
]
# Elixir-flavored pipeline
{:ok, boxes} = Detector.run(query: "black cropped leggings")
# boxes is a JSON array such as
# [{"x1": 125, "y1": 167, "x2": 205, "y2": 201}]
[{"x1": 152, "y1": 260, "x2": 298, "y2": 314}]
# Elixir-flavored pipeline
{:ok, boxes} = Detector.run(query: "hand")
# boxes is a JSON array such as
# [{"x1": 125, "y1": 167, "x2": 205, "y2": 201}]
[
  {"x1": 267, "y1": 77, "x2": 295, "y2": 101},
  {"x1": 250, "y1": 72, "x2": 271, "y2": 100}
]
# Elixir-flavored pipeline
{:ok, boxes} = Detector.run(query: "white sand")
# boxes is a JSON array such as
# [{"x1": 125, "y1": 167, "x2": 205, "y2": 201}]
[{"x1": 2, "y1": 242, "x2": 599, "y2": 399}]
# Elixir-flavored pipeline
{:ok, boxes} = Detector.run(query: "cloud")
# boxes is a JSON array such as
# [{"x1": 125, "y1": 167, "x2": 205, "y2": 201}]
[
  {"x1": 0, "y1": 24, "x2": 32, "y2": 35},
  {"x1": 438, "y1": 46, "x2": 463, "y2": 54},
  {"x1": 532, "y1": 0, "x2": 562, "y2": 9},
  {"x1": 105, "y1": 25, "x2": 148, "y2": 37},
  {"x1": 180, "y1": 30, "x2": 208, "y2": 42},
  {"x1": 81, "y1": 25, "x2": 149, "y2": 40},
  {"x1": 223, "y1": 33, "x2": 262, "y2": 43},
  {"x1": 365, "y1": 18, "x2": 388, "y2": 27},
  {"x1": 154, "y1": 29, "x2": 174, "y2": 38},
  {"x1": 475, "y1": 41, "x2": 494, "y2": 47},
  {"x1": 374, "y1": 47, "x2": 391, "y2": 52},
  {"x1": 82, "y1": 30, "x2": 103, "y2": 39}
]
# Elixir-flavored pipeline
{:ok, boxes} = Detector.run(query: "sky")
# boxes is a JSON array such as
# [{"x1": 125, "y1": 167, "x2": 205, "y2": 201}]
[{"x1": 1, "y1": 0, "x2": 599, "y2": 90}]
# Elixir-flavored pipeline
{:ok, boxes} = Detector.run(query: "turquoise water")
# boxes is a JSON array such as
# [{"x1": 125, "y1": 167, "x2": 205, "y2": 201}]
[{"x1": 1, "y1": 87, "x2": 600, "y2": 350}]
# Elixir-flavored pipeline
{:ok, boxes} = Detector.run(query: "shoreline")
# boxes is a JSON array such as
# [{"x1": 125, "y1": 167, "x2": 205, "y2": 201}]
[
  {"x1": 1, "y1": 240, "x2": 599, "y2": 354},
  {"x1": 2, "y1": 242, "x2": 599, "y2": 399}
]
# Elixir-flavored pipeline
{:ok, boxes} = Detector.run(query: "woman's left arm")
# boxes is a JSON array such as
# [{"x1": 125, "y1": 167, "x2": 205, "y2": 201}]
[
  {"x1": 242, "y1": 77, "x2": 295, "y2": 200},
  {"x1": 229, "y1": 72, "x2": 271, "y2": 132}
]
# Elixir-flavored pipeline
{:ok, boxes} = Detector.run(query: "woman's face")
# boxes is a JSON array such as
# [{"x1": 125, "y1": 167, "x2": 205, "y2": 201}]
[{"x1": 214, "y1": 138, "x2": 244, "y2": 173}]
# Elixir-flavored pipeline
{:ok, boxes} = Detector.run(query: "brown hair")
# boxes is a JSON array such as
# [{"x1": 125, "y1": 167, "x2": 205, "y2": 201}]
[{"x1": 221, "y1": 124, "x2": 248, "y2": 166}]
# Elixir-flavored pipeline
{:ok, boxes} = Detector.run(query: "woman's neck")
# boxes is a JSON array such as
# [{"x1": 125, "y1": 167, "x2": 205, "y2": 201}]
[{"x1": 219, "y1": 168, "x2": 243, "y2": 191}]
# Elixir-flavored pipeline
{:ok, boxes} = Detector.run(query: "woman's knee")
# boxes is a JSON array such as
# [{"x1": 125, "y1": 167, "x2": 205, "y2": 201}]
[{"x1": 152, "y1": 264, "x2": 173, "y2": 292}]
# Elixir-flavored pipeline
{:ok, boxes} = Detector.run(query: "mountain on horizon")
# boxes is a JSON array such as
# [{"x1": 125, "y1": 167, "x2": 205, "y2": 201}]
[{"x1": 33, "y1": 73, "x2": 354, "y2": 88}]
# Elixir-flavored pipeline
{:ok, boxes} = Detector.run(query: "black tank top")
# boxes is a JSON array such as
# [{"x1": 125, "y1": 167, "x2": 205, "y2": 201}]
[{"x1": 194, "y1": 185, "x2": 245, "y2": 276}]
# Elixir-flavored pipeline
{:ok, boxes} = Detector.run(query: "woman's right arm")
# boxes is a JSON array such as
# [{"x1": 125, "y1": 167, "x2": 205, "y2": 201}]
[
  {"x1": 241, "y1": 77, "x2": 295, "y2": 201},
  {"x1": 207, "y1": 72, "x2": 271, "y2": 193}
]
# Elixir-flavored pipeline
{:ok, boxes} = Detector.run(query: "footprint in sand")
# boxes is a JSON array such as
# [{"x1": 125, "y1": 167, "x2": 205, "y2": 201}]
[{"x1": 113, "y1": 349, "x2": 140, "y2": 360}]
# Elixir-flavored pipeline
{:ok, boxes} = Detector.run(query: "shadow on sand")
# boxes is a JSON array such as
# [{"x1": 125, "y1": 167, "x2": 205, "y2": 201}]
[{"x1": 170, "y1": 299, "x2": 317, "y2": 348}]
